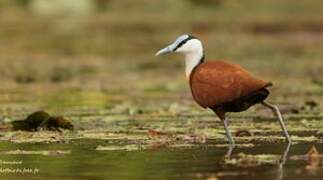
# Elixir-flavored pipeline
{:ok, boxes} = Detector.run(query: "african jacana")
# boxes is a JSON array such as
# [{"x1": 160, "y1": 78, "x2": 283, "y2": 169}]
[{"x1": 155, "y1": 34, "x2": 291, "y2": 145}]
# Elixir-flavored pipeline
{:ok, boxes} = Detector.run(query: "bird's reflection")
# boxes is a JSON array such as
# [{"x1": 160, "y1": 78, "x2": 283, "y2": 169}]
[
  {"x1": 221, "y1": 143, "x2": 292, "y2": 180},
  {"x1": 224, "y1": 142, "x2": 291, "y2": 161}
]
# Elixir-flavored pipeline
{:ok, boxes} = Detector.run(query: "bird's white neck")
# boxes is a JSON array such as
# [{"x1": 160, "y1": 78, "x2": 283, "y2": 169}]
[{"x1": 185, "y1": 51, "x2": 204, "y2": 78}]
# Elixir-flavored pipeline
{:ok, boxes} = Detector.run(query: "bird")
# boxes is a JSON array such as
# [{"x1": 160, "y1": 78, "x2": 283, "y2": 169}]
[{"x1": 155, "y1": 34, "x2": 291, "y2": 145}]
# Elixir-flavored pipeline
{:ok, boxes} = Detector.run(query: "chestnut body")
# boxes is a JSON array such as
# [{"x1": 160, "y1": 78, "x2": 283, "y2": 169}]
[{"x1": 190, "y1": 60, "x2": 271, "y2": 112}]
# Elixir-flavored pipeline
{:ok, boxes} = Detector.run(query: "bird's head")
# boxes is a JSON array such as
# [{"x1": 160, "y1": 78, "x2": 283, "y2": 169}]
[{"x1": 155, "y1": 34, "x2": 203, "y2": 56}]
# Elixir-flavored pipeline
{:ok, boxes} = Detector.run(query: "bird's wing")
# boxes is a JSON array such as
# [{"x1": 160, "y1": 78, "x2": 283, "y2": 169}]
[{"x1": 190, "y1": 61, "x2": 271, "y2": 108}]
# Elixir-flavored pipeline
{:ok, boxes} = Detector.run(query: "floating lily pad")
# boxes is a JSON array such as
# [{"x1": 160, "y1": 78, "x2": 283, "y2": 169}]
[
  {"x1": 1, "y1": 149, "x2": 71, "y2": 156},
  {"x1": 96, "y1": 144, "x2": 143, "y2": 151}
]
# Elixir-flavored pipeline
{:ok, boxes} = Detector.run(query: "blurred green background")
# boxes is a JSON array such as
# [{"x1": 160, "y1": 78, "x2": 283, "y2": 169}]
[
  {"x1": 0, "y1": 0, "x2": 322, "y2": 117},
  {"x1": 0, "y1": 2, "x2": 322, "y2": 179}
]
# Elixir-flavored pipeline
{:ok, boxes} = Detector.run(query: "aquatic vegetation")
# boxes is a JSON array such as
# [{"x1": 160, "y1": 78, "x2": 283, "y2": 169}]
[
  {"x1": 290, "y1": 146, "x2": 323, "y2": 171},
  {"x1": 225, "y1": 153, "x2": 281, "y2": 167}
]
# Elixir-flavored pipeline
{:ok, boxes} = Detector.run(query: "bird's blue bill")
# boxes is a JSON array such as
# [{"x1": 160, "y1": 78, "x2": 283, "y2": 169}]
[
  {"x1": 155, "y1": 44, "x2": 176, "y2": 56},
  {"x1": 155, "y1": 34, "x2": 190, "y2": 56}
]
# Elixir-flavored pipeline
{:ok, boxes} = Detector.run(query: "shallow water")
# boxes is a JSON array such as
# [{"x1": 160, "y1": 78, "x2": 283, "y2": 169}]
[{"x1": 0, "y1": 140, "x2": 322, "y2": 180}]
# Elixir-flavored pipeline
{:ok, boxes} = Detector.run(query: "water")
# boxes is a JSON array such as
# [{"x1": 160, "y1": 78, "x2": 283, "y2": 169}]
[{"x1": 0, "y1": 140, "x2": 322, "y2": 180}]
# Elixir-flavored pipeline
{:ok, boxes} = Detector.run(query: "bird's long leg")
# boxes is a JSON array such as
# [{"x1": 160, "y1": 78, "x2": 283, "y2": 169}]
[
  {"x1": 261, "y1": 101, "x2": 292, "y2": 143},
  {"x1": 225, "y1": 143, "x2": 235, "y2": 158},
  {"x1": 280, "y1": 142, "x2": 291, "y2": 166},
  {"x1": 222, "y1": 116, "x2": 236, "y2": 158},
  {"x1": 214, "y1": 110, "x2": 235, "y2": 146},
  {"x1": 213, "y1": 110, "x2": 235, "y2": 157},
  {"x1": 223, "y1": 117, "x2": 235, "y2": 146}
]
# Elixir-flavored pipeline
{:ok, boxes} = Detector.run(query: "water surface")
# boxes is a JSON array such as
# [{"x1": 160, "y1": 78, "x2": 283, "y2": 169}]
[{"x1": 0, "y1": 141, "x2": 322, "y2": 180}]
